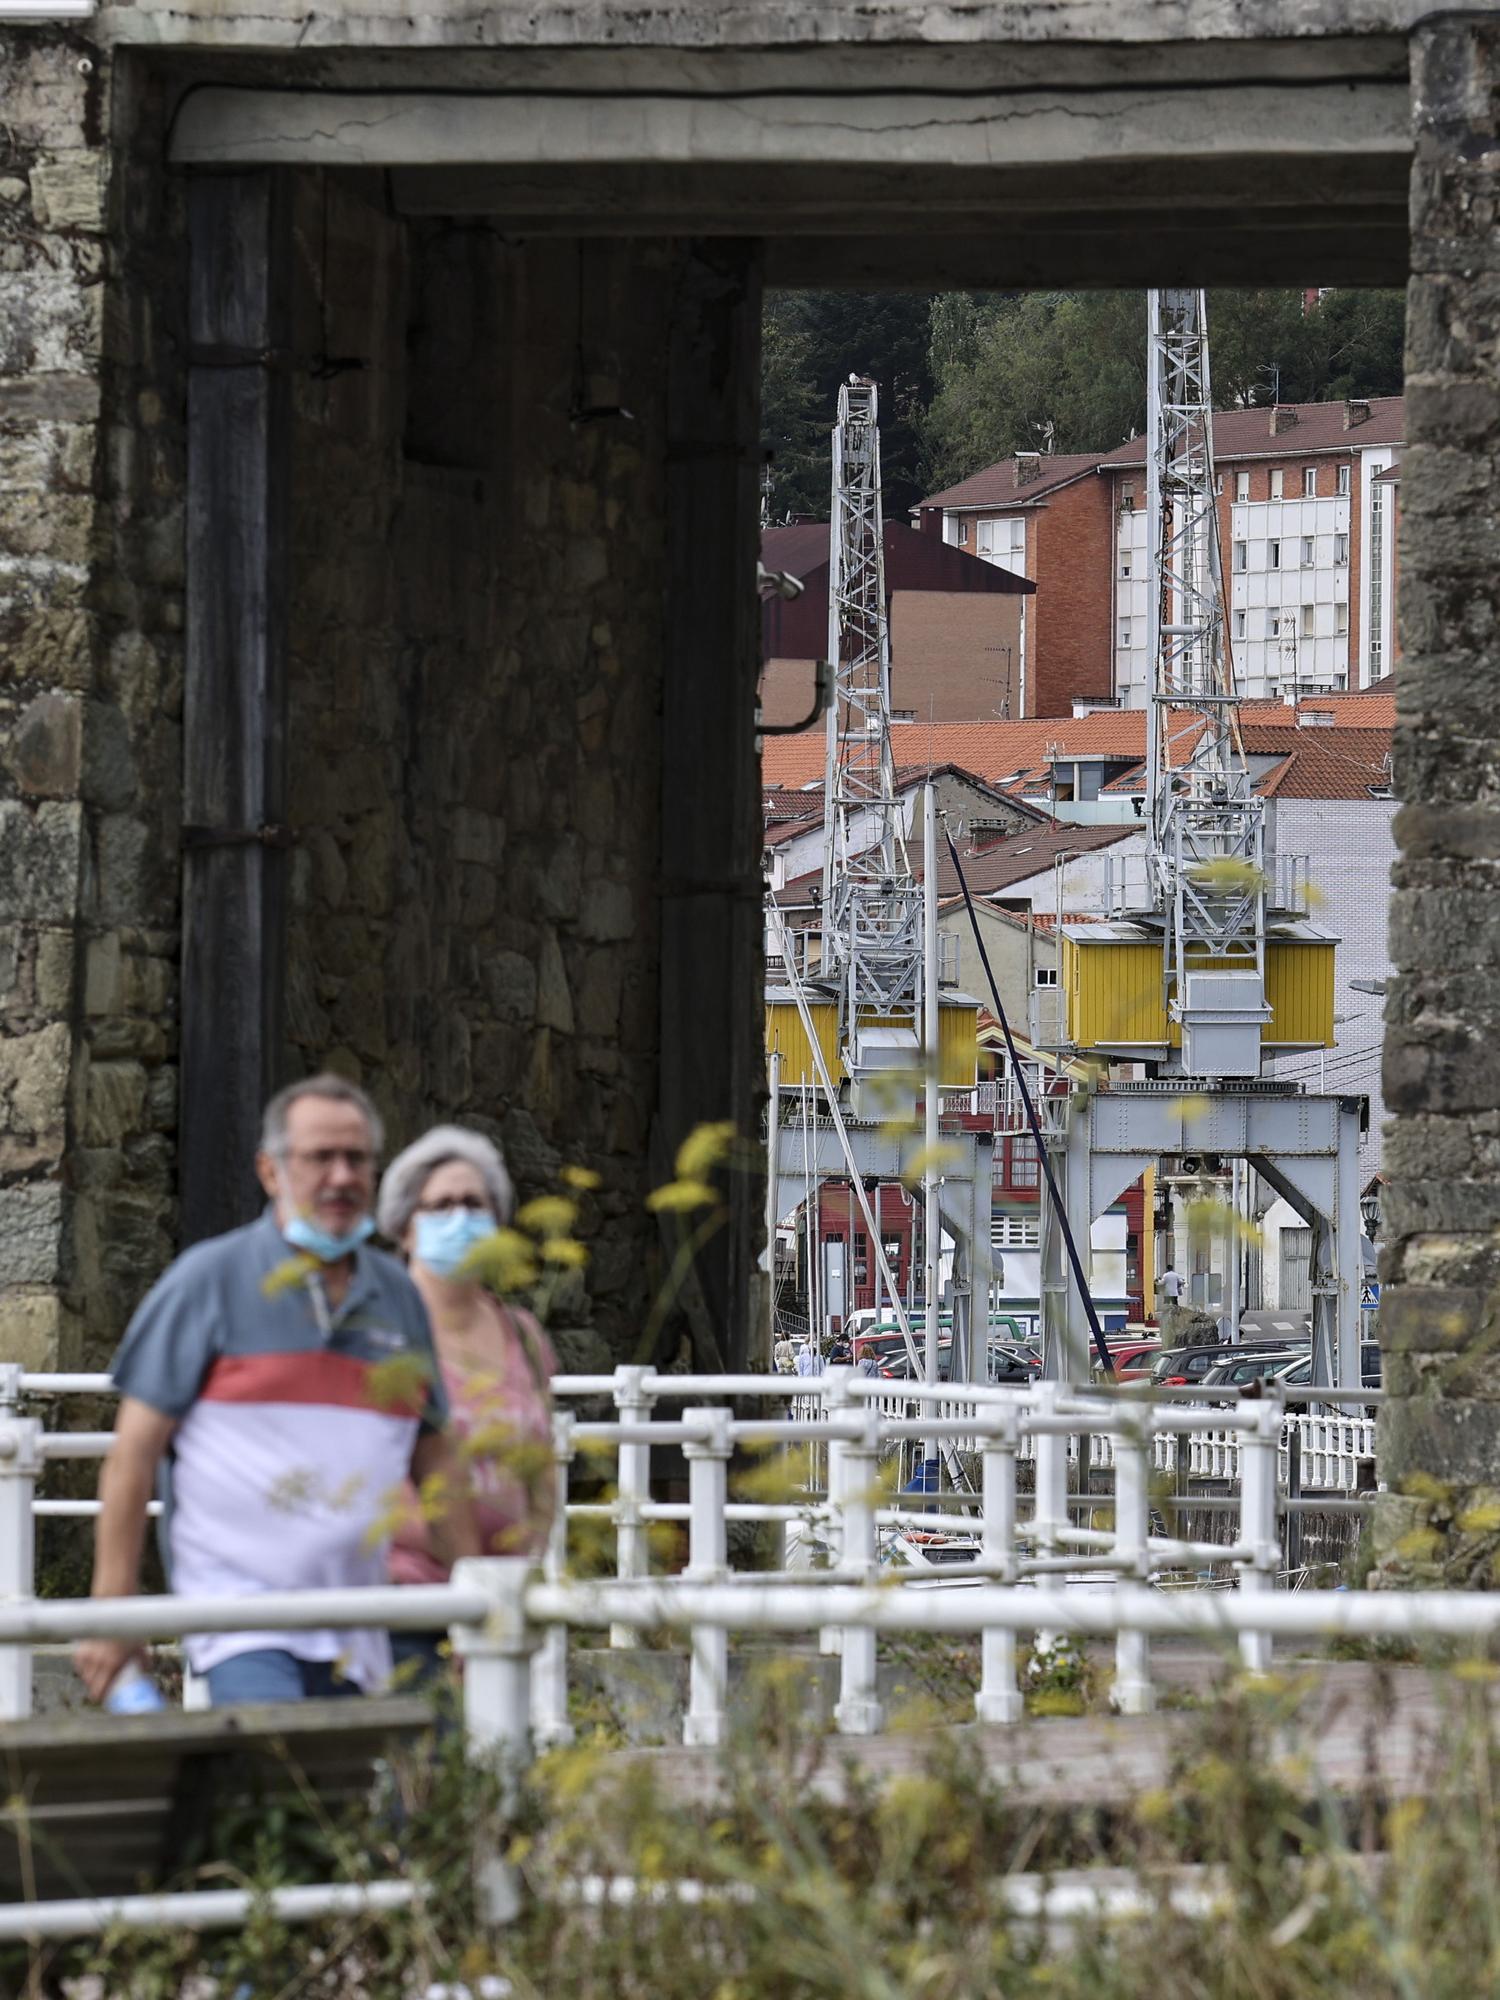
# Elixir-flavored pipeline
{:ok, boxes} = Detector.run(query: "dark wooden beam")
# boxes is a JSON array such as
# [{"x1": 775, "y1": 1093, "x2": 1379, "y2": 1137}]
[
  {"x1": 180, "y1": 172, "x2": 292, "y2": 1245},
  {"x1": 657, "y1": 238, "x2": 765, "y2": 1373}
]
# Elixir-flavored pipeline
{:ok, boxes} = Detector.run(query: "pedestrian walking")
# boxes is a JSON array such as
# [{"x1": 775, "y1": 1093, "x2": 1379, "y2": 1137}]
[
  {"x1": 74, "y1": 1075, "x2": 478, "y2": 1710},
  {"x1": 772, "y1": 1335, "x2": 797, "y2": 1375},
  {"x1": 794, "y1": 1339, "x2": 824, "y2": 1378},
  {"x1": 378, "y1": 1126, "x2": 556, "y2": 1687}
]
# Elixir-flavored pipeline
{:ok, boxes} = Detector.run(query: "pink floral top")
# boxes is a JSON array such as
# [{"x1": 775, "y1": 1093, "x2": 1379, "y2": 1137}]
[{"x1": 389, "y1": 1306, "x2": 557, "y2": 1586}]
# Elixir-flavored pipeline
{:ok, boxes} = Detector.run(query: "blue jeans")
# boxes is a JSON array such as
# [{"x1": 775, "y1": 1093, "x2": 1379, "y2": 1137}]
[{"x1": 204, "y1": 1648, "x2": 364, "y2": 1707}]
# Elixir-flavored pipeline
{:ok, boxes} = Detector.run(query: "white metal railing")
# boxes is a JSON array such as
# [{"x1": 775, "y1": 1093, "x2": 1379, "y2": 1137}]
[
  {"x1": 5, "y1": 1560, "x2": 1500, "y2": 1949},
  {"x1": 1, "y1": 1365, "x2": 1377, "y2": 1733}
]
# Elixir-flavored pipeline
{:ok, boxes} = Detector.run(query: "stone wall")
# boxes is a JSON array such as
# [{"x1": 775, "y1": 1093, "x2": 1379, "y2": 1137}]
[
  {"x1": 1376, "y1": 15, "x2": 1500, "y2": 1583},
  {"x1": 283, "y1": 181, "x2": 676, "y2": 1361},
  {"x1": 0, "y1": 39, "x2": 184, "y2": 1370},
  {"x1": 0, "y1": 73, "x2": 753, "y2": 1370}
]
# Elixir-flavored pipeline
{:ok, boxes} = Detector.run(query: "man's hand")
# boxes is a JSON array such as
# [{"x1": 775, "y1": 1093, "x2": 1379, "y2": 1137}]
[
  {"x1": 74, "y1": 1639, "x2": 141, "y2": 1705},
  {"x1": 73, "y1": 1396, "x2": 175, "y2": 1703}
]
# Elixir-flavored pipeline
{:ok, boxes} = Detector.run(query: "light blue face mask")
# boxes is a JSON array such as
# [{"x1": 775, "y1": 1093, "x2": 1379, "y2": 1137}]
[
  {"x1": 414, "y1": 1207, "x2": 498, "y2": 1279},
  {"x1": 282, "y1": 1210, "x2": 376, "y2": 1264}
]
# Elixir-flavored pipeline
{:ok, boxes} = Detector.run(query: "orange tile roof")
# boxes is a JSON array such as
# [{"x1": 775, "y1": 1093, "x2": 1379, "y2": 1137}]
[{"x1": 762, "y1": 715, "x2": 1150, "y2": 790}]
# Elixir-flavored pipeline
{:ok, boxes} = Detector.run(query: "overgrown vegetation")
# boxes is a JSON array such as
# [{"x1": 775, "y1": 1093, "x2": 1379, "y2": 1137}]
[
  {"x1": 763, "y1": 286, "x2": 1407, "y2": 519},
  {"x1": 22, "y1": 1660, "x2": 1500, "y2": 2000}
]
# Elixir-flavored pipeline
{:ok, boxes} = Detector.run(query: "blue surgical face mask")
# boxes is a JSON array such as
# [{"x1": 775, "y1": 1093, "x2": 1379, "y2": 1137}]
[
  {"x1": 414, "y1": 1207, "x2": 498, "y2": 1279},
  {"x1": 282, "y1": 1209, "x2": 376, "y2": 1264}
]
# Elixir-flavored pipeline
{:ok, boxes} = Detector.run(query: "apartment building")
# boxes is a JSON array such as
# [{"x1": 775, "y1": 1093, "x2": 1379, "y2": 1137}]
[
  {"x1": 1110, "y1": 399, "x2": 1403, "y2": 703},
  {"x1": 913, "y1": 453, "x2": 1115, "y2": 719},
  {"x1": 916, "y1": 397, "x2": 1402, "y2": 715}
]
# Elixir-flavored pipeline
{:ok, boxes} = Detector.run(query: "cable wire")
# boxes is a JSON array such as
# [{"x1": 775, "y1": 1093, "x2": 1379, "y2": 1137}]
[{"x1": 942, "y1": 822, "x2": 1114, "y2": 1380}]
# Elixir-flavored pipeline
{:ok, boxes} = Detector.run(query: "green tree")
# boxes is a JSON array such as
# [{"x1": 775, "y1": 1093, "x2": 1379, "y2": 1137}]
[
  {"x1": 919, "y1": 288, "x2": 1406, "y2": 496},
  {"x1": 761, "y1": 290, "x2": 936, "y2": 522}
]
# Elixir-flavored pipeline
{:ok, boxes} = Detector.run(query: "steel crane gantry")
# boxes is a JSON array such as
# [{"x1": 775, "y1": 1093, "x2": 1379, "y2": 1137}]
[{"x1": 1039, "y1": 290, "x2": 1364, "y2": 1391}]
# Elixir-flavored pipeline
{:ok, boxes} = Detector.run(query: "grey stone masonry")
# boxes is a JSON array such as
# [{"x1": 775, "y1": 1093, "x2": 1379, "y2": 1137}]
[
  {"x1": 0, "y1": 36, "x2": 183, "y2": 1371},
  {"x1": 1377, "y1": 16, "x2": 1500, "y2": 1584}
]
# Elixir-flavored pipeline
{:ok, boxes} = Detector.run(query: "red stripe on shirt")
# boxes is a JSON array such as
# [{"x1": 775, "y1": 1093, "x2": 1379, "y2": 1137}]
[{"x1": 198, "y1": 1349, "x2": 430, "y2": 1417}]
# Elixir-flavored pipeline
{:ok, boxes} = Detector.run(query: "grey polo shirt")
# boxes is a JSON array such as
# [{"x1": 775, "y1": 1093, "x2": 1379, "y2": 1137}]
[{"x1": 112, "y1": 1208, "x2": 447, "y2": 1686}]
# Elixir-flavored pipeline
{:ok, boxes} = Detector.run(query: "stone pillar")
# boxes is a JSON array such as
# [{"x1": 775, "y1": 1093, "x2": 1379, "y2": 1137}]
[
  {"x1": 1377, "y1": 16, "x2": 1500, "y2": 1583},
  {"x1": 0, "y1": 36, "x2": 107, "y2": 1371}
]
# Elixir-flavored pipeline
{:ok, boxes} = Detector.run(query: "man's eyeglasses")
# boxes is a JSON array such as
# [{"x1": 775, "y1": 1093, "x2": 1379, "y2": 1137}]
[
  {"x1": 284, "y1": 1147, "x2": 377, "y2": 1172},
  {"x1": 414, "y1": 1195, "x2": 493, "y2": 1214}
]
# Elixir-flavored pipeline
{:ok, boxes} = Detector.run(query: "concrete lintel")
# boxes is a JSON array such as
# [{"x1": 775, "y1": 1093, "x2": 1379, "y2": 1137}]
[
  {"x1": 92, "y1": 1, "x2": 1455, "y2": 60},
  {"x1": 168, "y1": 80, "x2": 1410, "y2": 173},
  {"x1": 385, "y1": 151, "x2": 1409, "y2": 221}
]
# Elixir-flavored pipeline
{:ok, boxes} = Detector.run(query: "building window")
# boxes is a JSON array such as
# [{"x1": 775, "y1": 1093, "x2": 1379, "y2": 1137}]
[
  {"x1": 1233, "y1": 608, "x2": 1246, "y2": 641},
  {"x1": 1297, "y1": 536, "x2": 1312, "y2": 566},
  {"x1": 1118, "y1": 620, "x2": 1131, "y2": 648},
  {"x1": 1301, "y1": 603, "x2": 1316, "y2": 638},
  {"x1": 1008, "y1": 1139, "x2": 1041, "y2": 1190},
  {"x1": 958, "y1": 519, "x2": 970, "y2": 546},
  {"x1": 1233, "y1": 540, "x2": 1248, "y2": 572},
  {"x1": 1120, "y1": 483, "x2": 1136, "y2": 511},
  {"x1": 1035, "y1": 966, "x2": 1059, "y2": 987},
  {"x1": 1270, "y1": 468, "x2": 1285, "y2": 500},
  {"x1": 1336, "y1": 602, "x2": 1349, "y2": 636},
  {"x1": 1119, "y1": 553, "x2": 1132, "y2": 578},
  {"x1": 1214, "y1": 473, "x2": 1224, "y2": 495},
  {"x1": 1268, "y1": 613, "x2": 1281, "y2": 638},
  {"x1": 1334, "y1": 533, "x2": 1349, "y2": 566},
  {"x1": 1368, "y1": 472, "x2": 1387, "y2": 679},
  {"x1": 1337, "y1": 464, "x2": 1351, "y2": 496},
  {"x1": 1267, "y1": 540, "x2": 1281, "y2": 569},
  {"x1": 1303, "y1": 467, "x2": 1318, "y2": 497},
  {"x1": 1235, "y1": 471, "x2": 1250, "y2": 502}
]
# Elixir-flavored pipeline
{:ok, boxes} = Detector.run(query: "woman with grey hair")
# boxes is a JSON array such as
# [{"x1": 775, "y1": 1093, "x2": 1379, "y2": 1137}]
[{"x1": 378, "y1": 1125, "x2": 555, "y2": 1686}]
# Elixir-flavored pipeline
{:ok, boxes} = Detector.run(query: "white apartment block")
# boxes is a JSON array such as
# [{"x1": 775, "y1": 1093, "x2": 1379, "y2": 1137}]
[{"x1": 1111, "y1": 402, "x2": 1402, "y2": 707}]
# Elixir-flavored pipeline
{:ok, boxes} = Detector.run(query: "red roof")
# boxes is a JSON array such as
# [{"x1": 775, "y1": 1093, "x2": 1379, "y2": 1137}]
[
  {"x1": 917, "y1": 450, "x2": 1109, "y2": 514},
  {"x1": 918, "y1": 397, "x2": 1404, "y2": 513},
  {"x1": 762, "y1": 715, "x2": 1149, "y2": 790},
  {"x1": 762, "y1": 703, "x2": 1393, "y2": 800},
  {"x1": 1251, "y1": 729, "x2": 1394, "y2": 800}
]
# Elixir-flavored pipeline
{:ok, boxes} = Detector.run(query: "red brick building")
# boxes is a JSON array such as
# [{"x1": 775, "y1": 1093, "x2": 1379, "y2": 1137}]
[
  {"x1": 913, "y1": 451, "x2": 1115, "y2": 720},
  {"x1": 916, "y1": 397, "x2": 1403, "y2": 717}
]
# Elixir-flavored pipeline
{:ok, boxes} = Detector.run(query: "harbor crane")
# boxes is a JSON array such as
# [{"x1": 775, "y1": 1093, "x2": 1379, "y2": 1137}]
[
  {"x1": 1044, "y1": 290, "x2": 1363, "y2": 1388},
  {"x1": 765, "y1": 379, "x2": 990, "y2": 1386}
]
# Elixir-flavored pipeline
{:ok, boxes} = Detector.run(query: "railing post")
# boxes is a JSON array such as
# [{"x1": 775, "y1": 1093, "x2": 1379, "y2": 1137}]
[
  {"x1": 835, "y1": 1396, "x2": 883, "y2": 1737},
  {"x1": 681, "y1": 1405, "x2": 733, "y2": 1747},
  {"x1": 976, "y1": 1401, "x2": 1023, "y2": 1725},
  {"x1": 1237, "y1": 1402, "x2": 1281, "y2": 1674},
  {"x1": 451, "y1": 1556, "x2": 542, "y2": 1923},
  {"x1": 1285, "y1": 1417, "x2": 1304, "y2": 1579},
  {"x1": 1031, "y1": 1383, "x2": 1068, "y2": 1562},
  {"x1": 1111, "y1": 1412, "x2": 1155, "y2": 1715},
  {"x1": 0, "y1": 1365, "x2": 22, "y2": 1414},
  {"x1": 531, "y1": 1410, "x2": 576, "y2": 1748},
  {"x1": 0, "y1": 1413, "x2": 41, "y2": 1720},
  {"x1": 820, "y1": 1368, "x2": 855, "y2": 1657},
  {"x1": 611, "y1": 1365, "x2": 653, "y2": 1649}
]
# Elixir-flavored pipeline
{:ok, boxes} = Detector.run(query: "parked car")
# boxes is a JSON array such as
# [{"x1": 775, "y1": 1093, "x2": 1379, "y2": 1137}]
[
  {"x1": 1099, "y1": 1338, "x2": 1161, "y2": 1382},
  {"x1": 1272, "y1": 1343, "x2": 1382, "y2": 1391},
  {"x1": 1198, "y1": 1349, "x2": 1307, "y2": 1393},
  {"x1": 1147, "y1": 1344, "x2": 1235, "y2": 1388}
]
